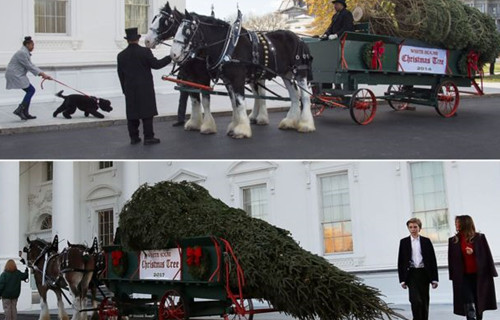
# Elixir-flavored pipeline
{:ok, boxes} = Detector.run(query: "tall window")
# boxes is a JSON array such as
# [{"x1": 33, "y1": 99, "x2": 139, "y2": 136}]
[
  {"x1": 43, "y1": 162, "x2": 53, "y2": 182},
  {"x1": 410, "y1": 162, "x2": 449, "y2": 242},
  {"x1": 99, "y1": 161, "x2": 113, "y2": 170},
  {"x1": 242, "y1": 184, "x2": 268, "y2": 220},
  {"x1": 98, "y1": 209, "x2": 114, "y2": 246},
  {"x1": 125, "y1": 0, "x2": 150, "y2": 35},
  {"x1": 320, "y1": 173, "x2": 353, "y2": 254},
  {"x1": 35, "y1": 0, "x2": 68, "y2": 34}
]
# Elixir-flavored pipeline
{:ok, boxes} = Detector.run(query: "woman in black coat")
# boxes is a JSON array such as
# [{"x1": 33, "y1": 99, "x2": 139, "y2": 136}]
[
  {"x1": 117, "y1": 28, "x2": 171, "y2": 145},
  {"x1": 448, "y1": 215, "x2": 497, "y2": 320}
]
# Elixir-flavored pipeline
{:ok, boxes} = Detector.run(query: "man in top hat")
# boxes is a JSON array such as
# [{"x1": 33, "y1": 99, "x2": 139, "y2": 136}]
[
  {"x1": 321, "y1": 0, "x2": 354, "y2": 40},
  {"x1": 117, "y1": 27, "x2": 172, "y2": 145}
]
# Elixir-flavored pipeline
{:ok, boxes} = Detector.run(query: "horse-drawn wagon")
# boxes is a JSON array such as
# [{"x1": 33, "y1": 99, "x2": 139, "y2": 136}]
[
  {"x1": 306, "y1": 31, "x2": 483, "y2": 124},
  {"x1": 98, "y1": 236, "x2": 273, "y2": 320}
]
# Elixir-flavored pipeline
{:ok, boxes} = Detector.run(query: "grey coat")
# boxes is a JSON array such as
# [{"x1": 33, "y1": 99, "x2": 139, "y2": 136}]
[{"x1": 5, "y1": 46, "x2": 42, "y2": 90}]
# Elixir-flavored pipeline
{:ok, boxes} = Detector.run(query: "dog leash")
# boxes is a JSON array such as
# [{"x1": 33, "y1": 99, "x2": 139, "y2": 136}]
[{"x1": 41, "y1": 78, "x2": 91, "y2": 98}]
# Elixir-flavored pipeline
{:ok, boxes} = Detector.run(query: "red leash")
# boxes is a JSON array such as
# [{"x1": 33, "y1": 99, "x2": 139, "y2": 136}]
[
  {"x1": 41, "y1": 78, "x2": 91, "y2": 97},
  {"x1": 162, "y1": 76, "x2": 213, "y2": 91}
]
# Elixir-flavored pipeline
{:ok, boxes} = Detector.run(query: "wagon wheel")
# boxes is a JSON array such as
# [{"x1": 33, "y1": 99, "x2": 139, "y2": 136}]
[
  {"x1": 386, "y1": 85, "x2": 409, "y2": 111},
  {"x1": 159, "y1": 289, "x2": 187, "y2": 320},
  {"x1": 435, "y1": 81, "x2": 459, "y2": 118},
  {"x1": 227, "y1": 299, "x2": 254, "y2": 320},
  {"x1": 311, "y1": 102, "x2": 326, "y2": 117},
  {"x1": 349, "y1": 88, "x2": 377, "y2": 125},
  {"x1": 98, "y1": 297, "x2": 120, "y2": 320}
]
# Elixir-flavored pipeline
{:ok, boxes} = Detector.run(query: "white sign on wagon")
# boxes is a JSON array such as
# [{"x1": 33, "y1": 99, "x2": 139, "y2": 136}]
[
  {"x1": 398, "y1": 45, "x2": 447, "y2": 74},
  {"x1": 139, "y1": 249, "x2": 181, "y2": 280}
]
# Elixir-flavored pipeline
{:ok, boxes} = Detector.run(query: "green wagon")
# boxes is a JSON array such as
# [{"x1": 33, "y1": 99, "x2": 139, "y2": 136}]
[
  {"x1": 98, "y1": 236, "x2": 273, "y2": 320},
  {"x1": 306, "y1": 31, "x2": 484, "y2": 124}
]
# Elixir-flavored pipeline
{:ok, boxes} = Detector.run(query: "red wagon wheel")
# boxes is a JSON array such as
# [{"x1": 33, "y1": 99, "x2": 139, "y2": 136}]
[
  {"x1": 159, "y1": 289, "x2": 187, "y2": 320},
  {"x1": 349, "y1": 88, "x2": 377, "y2": 125},
  {"x1": 386, "y1": 85, "x2": 409, "y2": 111},
  {"x1": 311, "y1": 102, "x2": 326, "y2": 117},
  {"x1": 225, "y1": 299, "x2": 254, "y2": 320},
  {"x1": 435, "y1": 81, "x2": 459, "y2": 118},
  {"x1": 98, "y1": 297, "x2": 120, "y2": 320}
]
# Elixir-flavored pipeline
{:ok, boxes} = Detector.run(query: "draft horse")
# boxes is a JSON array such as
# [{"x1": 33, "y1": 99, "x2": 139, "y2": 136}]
[
  {"x1": 144, "y1": 2, "x2": 216, "y2": 134},
  {"x1": 170, "y1": 10, "x2": 316, "y2": 138},
  {"x1": 23, "y1": 236, "x2": 97, "y2": 320}
]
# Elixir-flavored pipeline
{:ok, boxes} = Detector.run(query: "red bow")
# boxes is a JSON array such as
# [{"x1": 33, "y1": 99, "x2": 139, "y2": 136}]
[
  {"x1": 186, "y1": 246, "x2": 202, "y2": 266},
  {"x1": 111, "y1": 250, "x2": 123, "y2": 266},
  {"x1": 466, "y1": 50, "x2": 479, "y2": 78},
  {"x1": 371, "y1": 41, "x2": 385, "y2": 70}
]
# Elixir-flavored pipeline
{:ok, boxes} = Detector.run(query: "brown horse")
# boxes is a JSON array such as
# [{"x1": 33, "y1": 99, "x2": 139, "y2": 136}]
[
  {"x1": 61, "y1": 240, "x2": 97, "y2": 320},
  {"x1": 23, "y1": 236, "x2": 70, "y2": 320},
  {"x1": 24, "y1": 236, "x2": 97, "y2": 320}
]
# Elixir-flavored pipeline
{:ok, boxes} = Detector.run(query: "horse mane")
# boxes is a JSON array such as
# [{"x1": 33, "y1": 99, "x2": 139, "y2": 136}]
[{"x1": 193, "y1": 13, "x2": 229, "y2": 28}]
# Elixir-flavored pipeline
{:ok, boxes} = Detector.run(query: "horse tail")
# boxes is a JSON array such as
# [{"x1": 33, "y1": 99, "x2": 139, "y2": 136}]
[{"x1": 55, "y1": 90, "x2": 66, "y2": 99}]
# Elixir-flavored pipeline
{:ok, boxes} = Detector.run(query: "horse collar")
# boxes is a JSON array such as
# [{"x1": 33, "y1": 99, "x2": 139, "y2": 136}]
[{"x1": 208, "y1": 12, "x2": 243, "y2": 71}]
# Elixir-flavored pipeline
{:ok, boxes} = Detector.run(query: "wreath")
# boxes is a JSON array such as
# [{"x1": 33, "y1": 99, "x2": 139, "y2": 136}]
[
  {"x1": 362, "y1": 41, "x2": 385, "y2": 70},
  {"x1": 111, "y1": 249, "x2": 128, "y2": 277},
  {"x1": 186, "y1": 246, "x2": 211, "y2": 280}
]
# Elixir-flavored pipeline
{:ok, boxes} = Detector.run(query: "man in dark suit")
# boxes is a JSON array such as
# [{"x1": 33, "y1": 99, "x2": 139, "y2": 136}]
[
  {"x1": 117, "y1": 28, "x2": 171, "y2": 145},
  {"x1": 321, "y1": 0, "x2": 354, "y2": 41},
  {"x1": 398, "y1": 218, "x2": 439, "y2": 320}
]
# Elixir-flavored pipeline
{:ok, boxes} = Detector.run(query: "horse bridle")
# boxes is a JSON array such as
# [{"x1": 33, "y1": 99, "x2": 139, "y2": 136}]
[
  {"x1": 173, "y1": 18, "x2": 205, "y2": 66},
  {"x1": 150, "y1": 10, "x2": 179, "y2": 46},
  {"x1": 24, "y1": 240, "x2": 58, "y2": 280}
]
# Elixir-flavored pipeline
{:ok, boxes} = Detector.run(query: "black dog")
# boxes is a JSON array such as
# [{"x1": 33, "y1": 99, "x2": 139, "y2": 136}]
[{"x1": 53, "y1": 90, "x2": 113, "y2": 119}]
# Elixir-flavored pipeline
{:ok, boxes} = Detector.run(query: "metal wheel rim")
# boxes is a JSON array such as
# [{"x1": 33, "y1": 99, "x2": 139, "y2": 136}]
[
  {"x1": 98, "y1": 297, "x2": 119, "y2": 320},
  {"x1": 436, "y1": 81, "x2": 459, "y2": 118},
  {"x1": 350, "y1": 88, "x2": 377, "y2": 125},
  {"x1": 387, "y1": 85, "x2": 409, "y2": 111},
  {"x1": 230, "y1": 299, "x2": 254, "y2": 320},
  {"x1": 159, "y1": 290, "x2": 186, "y2": 320}
]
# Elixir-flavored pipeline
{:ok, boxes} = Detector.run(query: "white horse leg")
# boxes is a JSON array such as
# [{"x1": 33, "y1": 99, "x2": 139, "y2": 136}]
[
  {"x1": 184, "y1": 94, "x2": 202, "y2": 131},
  {"x1": 200, "y1": 93, "x2": 217, "y2": 134},
  {"x1": 249, "y1": 80, "x2": 269, "y2": 125},
  {"x1": 297, "y1": 77, "x2": 316, "y2": 132},
  {"x1": 226, "y1": 85, "x2": 251, "y2": 139},
  {"x1": 39, "y1": 297, "x2": 51, "y2": 320},
  {"x1": 279, "y1": 78, "x2": 301, "y2": 130},
  {"x1": 55, "y1": 290, "x2": 70, "y2": 320}
]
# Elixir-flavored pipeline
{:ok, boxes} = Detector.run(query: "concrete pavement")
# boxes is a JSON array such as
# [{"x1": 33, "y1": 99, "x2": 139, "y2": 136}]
[
  {"x1": 2, "y1": 82, "x2": 500, "y2": 135},
  {"x1": 12, "y1": 304, "x2": 500, "y2": 319}
]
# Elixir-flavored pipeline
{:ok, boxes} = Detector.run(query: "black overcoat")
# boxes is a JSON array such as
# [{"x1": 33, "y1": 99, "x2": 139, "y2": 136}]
[
  {"x1": 324, "y1": 8, "x2": 354, "y2": 37},
  {"x1": 117, "y1": 44, "x2": 171, "y2": 120},
  {"x1": 448, "y1": 233, "x2": 498, "y2": 316},
  {"x1": 397, "y1": 235, "x2": 439, "y2": 284}
]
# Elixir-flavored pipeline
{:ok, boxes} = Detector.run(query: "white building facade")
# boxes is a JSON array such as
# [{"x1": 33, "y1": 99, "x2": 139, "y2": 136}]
[
  {"x1": 1, "y1": 160, "x2": 500, "y2": 311},
  {"x1": 0, "y1": 0, "x2": 185, "y2": 106}
]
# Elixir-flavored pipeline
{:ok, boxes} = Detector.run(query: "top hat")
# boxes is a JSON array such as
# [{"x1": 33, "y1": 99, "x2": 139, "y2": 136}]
[
  {"x1": 124, "y1": 27, "x2": 141, "y2": 41},
  {"x1": 332, "y1": 0, "x2": 347, "y2": 7}
]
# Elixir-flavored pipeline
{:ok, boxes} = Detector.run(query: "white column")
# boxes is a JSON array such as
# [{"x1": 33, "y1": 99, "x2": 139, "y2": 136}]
[
  {"x1": 0, "y1": 161, "x2": 21, "y2": 261},
  {"x1": 52, "y1": 161, "x2": 76, "y2": 245},
  {"x1": 122, "y1": 161, "x2": 140, "y2": 203}
]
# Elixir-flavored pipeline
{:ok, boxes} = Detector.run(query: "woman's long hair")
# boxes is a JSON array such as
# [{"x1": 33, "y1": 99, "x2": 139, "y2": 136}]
[
  {"x1": 454, "y1": 215, "x2": 477, "y2": 243},
  {"x1": 4, "y1": 259, "x2": 18, "y2": 272}
]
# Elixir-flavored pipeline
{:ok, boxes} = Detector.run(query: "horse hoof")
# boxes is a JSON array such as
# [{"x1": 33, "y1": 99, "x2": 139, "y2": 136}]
[
  {"x1": 297, "y1": 123, "x2": 316, "y2": 133},
  {"x1": 249, "y1": 118, "x2": 257, "y2": 124},
  {"x1": 279, "y1": 118, "x2": 298, "y2": 130}
]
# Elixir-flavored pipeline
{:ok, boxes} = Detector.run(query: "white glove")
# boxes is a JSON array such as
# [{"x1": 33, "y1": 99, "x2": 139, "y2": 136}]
[{"x1": 328, "y1": 34, "x2": 338, "y2": 40}]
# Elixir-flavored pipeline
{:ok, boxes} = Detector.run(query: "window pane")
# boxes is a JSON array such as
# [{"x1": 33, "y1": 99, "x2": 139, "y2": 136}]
[
  {"x1": 99, "y1": 161, "x2": 113, "y2": 170},
  {"x1": 125, "y1": 0, "x2": 150, "y2": 34},
  {"x1": 320, "y1": 173, "x2": 353, "y2": 254},
  {"x1": 242, "y1": 184, "x2": 268, "y2": 220},
  {"x1": 35, "y1": 0, "x2": 67, "y2": 34},
  {"x1": 98, "y1": 209, "x2": 114, "y2": 246},
  {"x1": 410, "y1": 162, "x2": 449, "y2": 242}
]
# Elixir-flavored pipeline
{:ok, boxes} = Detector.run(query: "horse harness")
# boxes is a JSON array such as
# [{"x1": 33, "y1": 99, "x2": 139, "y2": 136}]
[
  {"x1": 248, "y1": 31, "x2": 278, "y2": 80},
  {"x1": 150, "y1": 10, "x2": 178, "y2": 44}
]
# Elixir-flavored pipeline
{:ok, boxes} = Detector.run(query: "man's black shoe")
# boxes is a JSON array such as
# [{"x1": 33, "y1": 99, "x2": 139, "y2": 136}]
[
  {"x1": 130, "y1": 137, "x2": 141, "y2": 145},
  {"x1": 144, "y1": 137, "x2": 160, "y2": 145},
  {"x1": 172, "y1": 121, "x2": 185, "y2": 127}
]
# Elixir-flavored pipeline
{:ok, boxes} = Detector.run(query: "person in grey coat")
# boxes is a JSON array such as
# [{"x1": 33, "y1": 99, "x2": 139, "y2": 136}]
[{"x1": 5, "y1": 36, "x2": 52, "y2": 120}]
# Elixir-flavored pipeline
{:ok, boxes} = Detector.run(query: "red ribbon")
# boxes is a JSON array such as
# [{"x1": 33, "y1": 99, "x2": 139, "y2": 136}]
[
  {"x1": 111, "y1": 250, "x2": 123, "y2": 267},
  {"x1": 466, "y1": 50, "x2": 479, "y2": 78},
  {"x1": 371, "y1": 41, "x2": 385, "y2": 70},
  {"x1": 186, "y1": 246, "x2": 202, "y2": 266}
]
